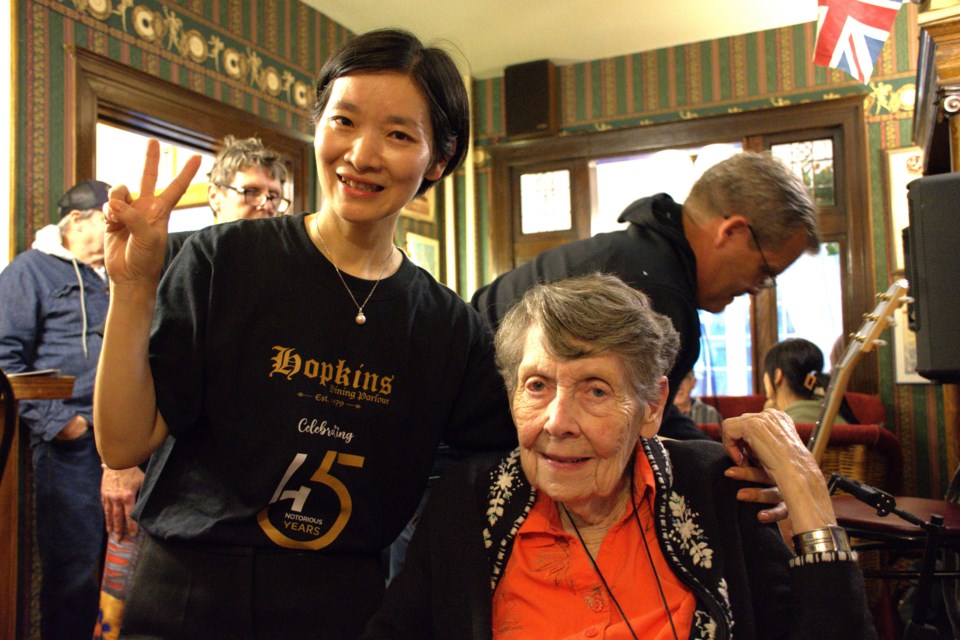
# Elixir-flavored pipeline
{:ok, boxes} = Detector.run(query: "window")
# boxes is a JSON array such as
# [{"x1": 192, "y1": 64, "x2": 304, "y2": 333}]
[
  {"x1": 96, "y1": 123, "x2": 217, "y2": 232},
  {"x1": 520, "y1": 170, "x2": 572, "y2": 234},
  {"x1": 490, "y1": 96, "x2": 876, "y2": 393}
]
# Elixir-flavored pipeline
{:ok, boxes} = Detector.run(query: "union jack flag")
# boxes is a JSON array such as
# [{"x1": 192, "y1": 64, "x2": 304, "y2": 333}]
[{"x1": 813, "y1": 0, "x2": 906, "y2": 84}]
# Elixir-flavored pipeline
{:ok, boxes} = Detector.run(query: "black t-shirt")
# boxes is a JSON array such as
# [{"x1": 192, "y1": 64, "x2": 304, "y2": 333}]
[{"x1": 135, "y1": 213, "x2": 516, "y2": 551}]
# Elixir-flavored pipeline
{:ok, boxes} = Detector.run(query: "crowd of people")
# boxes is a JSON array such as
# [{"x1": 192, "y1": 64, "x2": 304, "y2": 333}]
[{"x1": 0, "y1": 27, "x2": 877, "y2": 640}]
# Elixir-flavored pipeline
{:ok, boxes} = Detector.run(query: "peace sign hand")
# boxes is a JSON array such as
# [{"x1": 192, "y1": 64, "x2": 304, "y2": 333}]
[{"x1": 103, "y1": 138, "x2": 202, "y2": 286}]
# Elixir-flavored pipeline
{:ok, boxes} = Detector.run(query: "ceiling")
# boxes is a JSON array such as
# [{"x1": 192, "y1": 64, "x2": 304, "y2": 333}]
[{"x1": 300, "y1": 1, "x2": 819, "y2": 78}]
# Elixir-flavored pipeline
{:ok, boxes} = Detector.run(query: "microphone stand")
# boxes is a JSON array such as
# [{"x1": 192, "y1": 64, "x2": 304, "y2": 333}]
[{"x1": 828, "y1": 473, "x2": 945, "y2": 640}]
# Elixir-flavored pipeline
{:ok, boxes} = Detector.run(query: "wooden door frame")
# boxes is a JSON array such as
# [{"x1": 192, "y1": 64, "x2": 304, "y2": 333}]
[{"x1": 67, "y1": 46, "x2": 315, "y2": 213}]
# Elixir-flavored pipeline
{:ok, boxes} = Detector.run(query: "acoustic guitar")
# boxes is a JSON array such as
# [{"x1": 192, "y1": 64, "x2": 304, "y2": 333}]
[{"x1": 806, "y1": 278, "x2": 910, "y2": 464}]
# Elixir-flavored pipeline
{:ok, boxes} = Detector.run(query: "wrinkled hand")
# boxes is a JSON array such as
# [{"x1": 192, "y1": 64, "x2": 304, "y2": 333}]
[
  {"x1": 101, "y1": 466, "x2": 145, "y2": 540},
  {"x1": 721, "y1": 409, "x2": 836, "y2": 533},
  {"x1": 103, "y1": 139, "x2": 201, "y2": 285}
]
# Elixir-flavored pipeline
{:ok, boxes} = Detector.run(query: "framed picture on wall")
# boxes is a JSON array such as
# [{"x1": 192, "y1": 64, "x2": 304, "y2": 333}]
[
  {"x1": 883, "y1": 145, "x2": 923, "y2": 274},
  {"x1": 405, "y1": 232, "x2": 441, "y2": 280},
  {"x1": 400, "y1": 190, "x2": 435, "y2": 222},
  {"x1": 893, "y1": 305, "x2": 929, "y2": 384}
]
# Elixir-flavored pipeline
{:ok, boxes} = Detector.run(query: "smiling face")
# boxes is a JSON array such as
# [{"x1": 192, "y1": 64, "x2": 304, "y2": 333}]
[
  {"x1": 314, "y1": 72, "x2": 446, "y2": 227},
  {"x1": 511, "y1": 326, "x2": 664, "y2": 517}
]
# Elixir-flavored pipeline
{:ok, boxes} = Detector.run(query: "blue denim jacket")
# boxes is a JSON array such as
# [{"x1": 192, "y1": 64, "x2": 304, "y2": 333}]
[{"x1": 0, "y1": 225, "x2": 108, "y2": 443}]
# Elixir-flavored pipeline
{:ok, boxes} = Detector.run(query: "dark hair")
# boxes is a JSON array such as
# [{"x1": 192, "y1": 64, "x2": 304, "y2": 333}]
[
  {"x1": 763, "y1": 338, "x2": 826, "y2": 400},
  {"x1": 312, "y1": 29, "x2": 469, "y2": 196}
]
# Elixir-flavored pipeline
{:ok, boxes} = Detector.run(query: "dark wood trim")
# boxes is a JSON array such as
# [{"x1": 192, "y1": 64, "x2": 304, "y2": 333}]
[{"x1": 66, "y1": 45, "x2": 315, "y2": 213}]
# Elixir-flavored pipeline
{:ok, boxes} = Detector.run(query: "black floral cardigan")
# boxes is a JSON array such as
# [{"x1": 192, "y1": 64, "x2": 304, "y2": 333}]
[{"x1": 363, "y1": 438, "x2": 876, "y2": 640}]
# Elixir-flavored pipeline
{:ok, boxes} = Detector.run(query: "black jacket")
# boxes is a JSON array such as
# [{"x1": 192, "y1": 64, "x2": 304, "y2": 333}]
[{"x1": 363, "y1": 439, "x2": 875, "y2": 640}]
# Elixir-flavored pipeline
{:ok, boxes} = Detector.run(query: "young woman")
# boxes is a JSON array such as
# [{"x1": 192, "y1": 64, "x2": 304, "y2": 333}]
[
  {"x1": 762, "y1": 338, "x2": 856, "y2": 425},
  {"x1": 94, "y1": 29, "x2": 515, "y2": 639}
]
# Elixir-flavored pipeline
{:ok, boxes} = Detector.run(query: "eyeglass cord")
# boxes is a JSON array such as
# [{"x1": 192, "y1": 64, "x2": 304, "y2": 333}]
[{"x1": 559, "y1": 463, "x2": 679, "y2": 640}]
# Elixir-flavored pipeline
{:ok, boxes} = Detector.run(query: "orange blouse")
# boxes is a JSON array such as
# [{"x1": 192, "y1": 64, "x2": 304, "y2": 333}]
[{"x1": 492, "y1": 451, "x2": 696, "y2": 640}]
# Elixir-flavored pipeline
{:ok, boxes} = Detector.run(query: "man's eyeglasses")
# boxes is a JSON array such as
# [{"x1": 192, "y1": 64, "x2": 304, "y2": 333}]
[
  {"x1": 746, "y1": 223, "x2": 777, "y2": 289},
  {"x1": 217, "y1": 183, "x2": 291, "y2": 214}
]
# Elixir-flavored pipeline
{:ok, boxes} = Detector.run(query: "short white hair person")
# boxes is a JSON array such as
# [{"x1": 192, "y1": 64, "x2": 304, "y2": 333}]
[{"x1": 363, "y1": 273, "x2": 874, "y2": 640}]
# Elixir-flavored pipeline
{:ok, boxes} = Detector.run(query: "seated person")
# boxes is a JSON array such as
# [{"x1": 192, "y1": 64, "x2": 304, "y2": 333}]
[
  {"x1": 674, "y1": 368, "x2": 723, "y2": 423},
  {"x1": 762, "y1": 338, "x2": 856, "y2": 425},
  {"x1": 363, "y1": 273, "x2": 874, "y2": 640}
]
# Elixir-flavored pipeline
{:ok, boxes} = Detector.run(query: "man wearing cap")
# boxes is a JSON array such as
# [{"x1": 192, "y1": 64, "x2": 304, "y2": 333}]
[{"x1": 0, "y1": 179, "x2": 111, "y2": 639}]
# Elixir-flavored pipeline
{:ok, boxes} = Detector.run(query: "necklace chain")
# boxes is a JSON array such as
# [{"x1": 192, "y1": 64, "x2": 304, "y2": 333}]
[
  {"x1": 558, "y1": 470, "x2": 679, "y2": 640},
  {"x1": 314, "y1": 214, "x2": 395, "y2": 325}
]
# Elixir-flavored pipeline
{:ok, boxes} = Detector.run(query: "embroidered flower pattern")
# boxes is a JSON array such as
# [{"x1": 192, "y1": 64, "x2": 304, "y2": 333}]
[
  {"x1": 485, "y1": 449, "x2": 536, "y2": 591},
  {"x1": 485, "y1": 450, "x2": 522, "y2": 550},
  {"x1": 534, "y1": 538, "x2": 573, "y2": 587},
  {"x1": 581, "y1": 585, "x2": 606, "y2": 613},
  {"x1": 667, "y1": 492, "x2": 714, "y2": 569},
  {"x1": 693, "y1": 610, "x2": 718, "y2": 640},
  {"x1": 486, "y1": 450, "x2": 521, "y2": 527},
  {"x1": 717, "y1": 578, "x2": 730, "y2": 608}
]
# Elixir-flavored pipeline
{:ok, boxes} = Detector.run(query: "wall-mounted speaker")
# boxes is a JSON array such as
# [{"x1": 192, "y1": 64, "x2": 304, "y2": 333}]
[
  {"x1": 504, "y1": 60, "x2": 558, "y2": 138},
  {"x1": 904, "y1": 173, "x2": 960, "y2": 383}
]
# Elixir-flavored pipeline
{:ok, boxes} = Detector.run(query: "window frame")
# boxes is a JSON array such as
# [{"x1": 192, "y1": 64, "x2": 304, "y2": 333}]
[
  {"x1": 66, "y1": 45, "x2": 314, "y2": 216},
  {"x1": 488, "y1": 95, "x2": 876, "y2": 393}
]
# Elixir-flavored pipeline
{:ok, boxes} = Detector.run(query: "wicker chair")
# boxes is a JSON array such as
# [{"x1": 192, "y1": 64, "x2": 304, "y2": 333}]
[{"x1": 696, "y1": 393, "x2": 901, "y2": 492}]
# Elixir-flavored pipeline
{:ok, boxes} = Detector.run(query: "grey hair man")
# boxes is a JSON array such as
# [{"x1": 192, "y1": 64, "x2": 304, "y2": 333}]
[{"x1": 471, "y1": 151, "x2": 819, "y2": 441}]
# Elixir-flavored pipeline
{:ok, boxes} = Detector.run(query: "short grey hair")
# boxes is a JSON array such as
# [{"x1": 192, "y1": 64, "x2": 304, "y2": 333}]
[
  {"x1": 494, "y1": 273, "x2": 680, "y2": 406},
  {"x1": 686, "y1": 151, "x2": 820, "y2": 253},
  {"x1": 208, "y1": 135, "x2": 288, "y2": 187}
]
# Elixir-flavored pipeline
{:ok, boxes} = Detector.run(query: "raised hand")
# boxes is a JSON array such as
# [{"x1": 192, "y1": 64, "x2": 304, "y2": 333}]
[
  {"x1": 722, "y1": 409, "x2": 835, "y2": 533},
  {"x1": 103, "y1": 139, "x2": 201, "y2": 285}
]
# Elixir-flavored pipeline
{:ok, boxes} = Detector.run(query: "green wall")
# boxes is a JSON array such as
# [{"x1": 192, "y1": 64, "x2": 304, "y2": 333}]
[
  {"x1": 16, "y1": 2, "x2": 948, "y2": 499},
  {"x1": 470, "y1": 7, "x2": 949, "y2": 499}
]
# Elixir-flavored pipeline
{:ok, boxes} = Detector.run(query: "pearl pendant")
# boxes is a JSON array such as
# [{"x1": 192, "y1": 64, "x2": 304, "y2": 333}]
[{"x1": 355, "y1": 311, "x2": 366, "y2": 325}]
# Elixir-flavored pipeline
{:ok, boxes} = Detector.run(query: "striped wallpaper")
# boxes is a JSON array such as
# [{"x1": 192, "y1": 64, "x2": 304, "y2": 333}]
[{"x1": 16, "y1": 2, "x2": 951, "y2": 505}]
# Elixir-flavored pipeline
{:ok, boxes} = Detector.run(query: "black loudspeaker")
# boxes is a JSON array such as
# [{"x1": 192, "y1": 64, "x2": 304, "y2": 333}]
[
  {"x1": 504, "y1": 60, "x2": 558, "y2": 137},
  {"x1": 904, "y1": 173, "x2": 960, "y2": 382}
]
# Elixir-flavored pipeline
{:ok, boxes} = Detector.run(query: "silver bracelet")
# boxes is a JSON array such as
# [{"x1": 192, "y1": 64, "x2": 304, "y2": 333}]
[{"x1": 792, "y1": 525, "x2": 851, "y2": 555}]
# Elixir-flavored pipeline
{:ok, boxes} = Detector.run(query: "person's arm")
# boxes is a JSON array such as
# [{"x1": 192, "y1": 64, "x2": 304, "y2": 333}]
[
  {"x1": 721, "y1": 409, "x2": 836, "y2": 536},
  {"x1": 723, "y1": 410, "x2": 875, "y2": 639},
  {"x1": 436, "y1": 312, "x2": 516, "y2": 453},
  {"x1": 93, "y1": 140, "x2": 200, "y2": 469}
]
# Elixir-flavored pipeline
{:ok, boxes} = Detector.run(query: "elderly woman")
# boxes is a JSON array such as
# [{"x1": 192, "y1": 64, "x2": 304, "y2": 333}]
[{"x1": 363, "y1": 273, "x2": 873, "y2": 640}]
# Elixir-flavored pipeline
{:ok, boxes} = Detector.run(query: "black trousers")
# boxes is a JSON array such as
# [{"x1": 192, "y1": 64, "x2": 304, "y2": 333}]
[{"x1": 121, "y1": 534, "x2": 385, "y2": 639}]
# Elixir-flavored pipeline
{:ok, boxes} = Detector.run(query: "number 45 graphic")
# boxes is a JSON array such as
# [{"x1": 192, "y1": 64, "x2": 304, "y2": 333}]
[{"x1": 257, "y1": 450, "x2": 365, "y2": 550}]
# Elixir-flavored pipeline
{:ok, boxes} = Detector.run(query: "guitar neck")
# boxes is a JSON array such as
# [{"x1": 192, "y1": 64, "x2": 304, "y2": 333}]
[
  {"x1": 807, "y1": 365, "x2": 852, "y2": 463},
  {"x1": 806, "y1": 278, "x2": 907, "y2": 464}
]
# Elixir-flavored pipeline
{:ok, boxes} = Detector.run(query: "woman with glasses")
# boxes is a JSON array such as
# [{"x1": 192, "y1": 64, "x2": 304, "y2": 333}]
[{"x1": 94, "y1": 29, "x2": 516, "y2": 638}]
